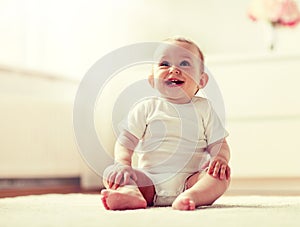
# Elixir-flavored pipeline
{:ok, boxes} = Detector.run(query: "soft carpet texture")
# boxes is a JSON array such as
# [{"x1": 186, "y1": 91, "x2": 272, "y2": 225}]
[{"x1": 0, "y1": 194, "x2": 299, "y2": 227}]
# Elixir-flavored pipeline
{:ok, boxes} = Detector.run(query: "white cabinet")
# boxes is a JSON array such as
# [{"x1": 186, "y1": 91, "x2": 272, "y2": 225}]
[
  {"x1": 0, "y1": 72, "x2": 81, "y2": 177},
  {"x1": 207, "y1": 53, "x2": 300, "y2": 177}
]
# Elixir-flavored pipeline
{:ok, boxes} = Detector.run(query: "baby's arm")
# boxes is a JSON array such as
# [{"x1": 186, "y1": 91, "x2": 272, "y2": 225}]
[
  {"x1": 206, "y1": 139, "x2": 231, "y2": 180},
  {"x1": 106, "y1": 131, "x2": 139, "y2": 189}
]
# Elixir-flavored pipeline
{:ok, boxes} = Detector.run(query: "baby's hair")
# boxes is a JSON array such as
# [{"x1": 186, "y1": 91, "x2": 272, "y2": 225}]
[{"x1": 164, "y1": 36, "x2": 205, "y2": 71}]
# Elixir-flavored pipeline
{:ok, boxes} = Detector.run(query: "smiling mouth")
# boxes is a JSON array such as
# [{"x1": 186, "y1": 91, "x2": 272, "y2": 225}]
[{"x1": 165, "y1": 79, "x2": 185, "y2": 86}]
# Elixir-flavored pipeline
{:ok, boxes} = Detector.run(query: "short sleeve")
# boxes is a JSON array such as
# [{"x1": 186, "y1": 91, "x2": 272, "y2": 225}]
[
  {"x1": 204, "y1": 101, "x2": 229, "y2": 145},
  {"x1": 118, "y1": 100, "x2": 148, "y2": 140}
]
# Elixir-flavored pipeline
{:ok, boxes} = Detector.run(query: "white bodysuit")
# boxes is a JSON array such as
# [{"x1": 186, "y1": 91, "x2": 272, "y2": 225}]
[{"x1": 117, "y1": 96, "x2": 228, "y2": 206}]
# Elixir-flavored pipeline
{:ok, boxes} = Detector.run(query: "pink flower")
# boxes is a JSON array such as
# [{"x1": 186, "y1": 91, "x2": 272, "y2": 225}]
[{"x1": 248, "y1": 0, "x2": 300, "y2": 27}]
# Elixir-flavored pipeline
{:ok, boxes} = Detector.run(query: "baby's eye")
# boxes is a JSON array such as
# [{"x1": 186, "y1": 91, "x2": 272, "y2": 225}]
[
  {"x1": 159, "y1": 61, "x2": 170, "y2": 67},
  {"x1": 180, "y1": 60, "x2": 191, "y2": 67}
]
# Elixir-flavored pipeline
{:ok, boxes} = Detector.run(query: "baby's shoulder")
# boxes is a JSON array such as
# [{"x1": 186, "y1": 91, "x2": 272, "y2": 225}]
[
  {"x1": 191, "y1": 96, "x2": 214, "y2": 117},
  {"x1": 192, "y1": 96, "x2": 210, "y2": 107}
]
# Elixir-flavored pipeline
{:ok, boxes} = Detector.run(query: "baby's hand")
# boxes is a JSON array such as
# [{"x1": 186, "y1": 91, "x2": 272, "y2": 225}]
[
  {"x1": 106, "y1": 163, "x2": 138, "y2": 190},
  {"x1": 208, "y1": 156, "x2": 230, "y2": 180}
]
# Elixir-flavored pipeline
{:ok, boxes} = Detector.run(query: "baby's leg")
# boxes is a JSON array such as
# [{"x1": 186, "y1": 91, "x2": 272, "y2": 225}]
[
  {"x1": 172, "y1": 172, "x2": 230, "y2": 210},
  {"x1": 101, "y1": 169, "x2": 155, "y2": 210}
]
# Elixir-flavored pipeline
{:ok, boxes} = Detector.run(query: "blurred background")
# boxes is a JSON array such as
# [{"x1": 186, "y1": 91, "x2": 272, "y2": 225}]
[{"x1": 0, "y1": 0, "x2": 300, "y2": 196}]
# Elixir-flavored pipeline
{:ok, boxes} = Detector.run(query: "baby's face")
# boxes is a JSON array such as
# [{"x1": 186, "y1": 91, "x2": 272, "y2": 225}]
[{"x1": 150, "y1": 41, "x2": 203, "y2": 103}]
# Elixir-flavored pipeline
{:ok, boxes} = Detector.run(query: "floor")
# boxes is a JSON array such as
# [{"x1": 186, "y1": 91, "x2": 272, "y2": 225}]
[
  {"x1": 0, "y1": 177, "x2": 299, "y2": 198},
  {"x1": 1, "y1": 194, "x2": 300, "y2": 227}
]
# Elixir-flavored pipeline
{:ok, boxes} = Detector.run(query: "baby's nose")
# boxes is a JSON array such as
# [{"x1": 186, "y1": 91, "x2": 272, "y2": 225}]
[{"x1": 169, "y1": 66, "x2": 180, "y2": 75}]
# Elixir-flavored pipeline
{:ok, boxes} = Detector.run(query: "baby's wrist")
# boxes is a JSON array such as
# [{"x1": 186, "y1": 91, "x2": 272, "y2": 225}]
[
  {"x1": 212, "y1": 155, "x2": 228, "y2": 163},
  {"x1": 114, "y1": 160, "x2": 131, "y2": 166}
]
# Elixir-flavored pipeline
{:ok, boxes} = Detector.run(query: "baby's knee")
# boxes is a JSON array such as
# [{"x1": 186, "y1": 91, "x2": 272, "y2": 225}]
[
  {"x1": 209, "y1": 178, "x2": 230, "y2": 205},
  {"x1": 217, "y1": 177, "x2": 231, "y2": 195},
  {"x1": 209, "y1": 174, "x2": 231, "y2": 198},
  {"x1": 223, "y1": 177, "x2": 231, "y2": 190}
]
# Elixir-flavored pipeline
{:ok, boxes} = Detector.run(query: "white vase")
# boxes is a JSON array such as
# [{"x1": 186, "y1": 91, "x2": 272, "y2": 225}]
[{"x1": 261, "y1": 21, "x2": 277, "y2": 51}]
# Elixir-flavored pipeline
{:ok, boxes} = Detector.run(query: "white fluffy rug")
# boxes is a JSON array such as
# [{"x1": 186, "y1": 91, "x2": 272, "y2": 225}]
[{"x1": 0, "y1": 194, "x2": 299, "y2": 227}]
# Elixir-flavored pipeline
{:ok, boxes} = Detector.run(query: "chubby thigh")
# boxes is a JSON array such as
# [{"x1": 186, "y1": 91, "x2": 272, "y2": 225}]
[{"x1": 133, "y1": 168, "x2": 156, "y2": 205}]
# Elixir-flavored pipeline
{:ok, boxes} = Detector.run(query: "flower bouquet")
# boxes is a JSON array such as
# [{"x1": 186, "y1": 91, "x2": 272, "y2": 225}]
[{"x1": 248, "y1": 0, "x2": 300, "y2": 50}]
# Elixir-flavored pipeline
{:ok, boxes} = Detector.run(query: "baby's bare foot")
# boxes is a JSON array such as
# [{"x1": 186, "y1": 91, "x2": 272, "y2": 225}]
[
  {"x1": 100, "y1": 186, "x2": 147, "y2": 210},
  {"x1": 172, "y1": 196, "x2": 196, "y2": 210}
]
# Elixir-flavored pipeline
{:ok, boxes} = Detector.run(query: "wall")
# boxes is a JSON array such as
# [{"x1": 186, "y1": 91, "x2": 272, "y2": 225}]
[{"x1": 1, "y1": 0, "x2": 300, "y2": 79}]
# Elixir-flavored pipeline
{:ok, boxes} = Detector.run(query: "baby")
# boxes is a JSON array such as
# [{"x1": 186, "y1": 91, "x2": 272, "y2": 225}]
[{"x1": 101, "y1": 37, "x2": 231, "y2": 210}]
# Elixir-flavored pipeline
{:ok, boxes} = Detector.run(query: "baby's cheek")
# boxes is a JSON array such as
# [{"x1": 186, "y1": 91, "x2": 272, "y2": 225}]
[
  {"x1": 181, "y1": 68, "x2": 199, "y2": 79},
  {"x1": 188, "y1": 74, "x2": 201, "y2": 84}
]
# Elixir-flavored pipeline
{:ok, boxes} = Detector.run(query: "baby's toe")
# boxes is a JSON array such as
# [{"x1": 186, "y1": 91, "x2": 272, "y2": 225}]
[{"x1": 188, "y1": 200, "x2": 196, "y2": 210}]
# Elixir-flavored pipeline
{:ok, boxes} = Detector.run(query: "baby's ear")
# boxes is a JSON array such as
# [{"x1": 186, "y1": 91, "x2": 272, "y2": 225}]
[
  {"x1": 148, "y1": 74, "x2": 154, "y2": 88},
  {"x1": 198, "y1": 72, "x2": 208, "y2": 89}
]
